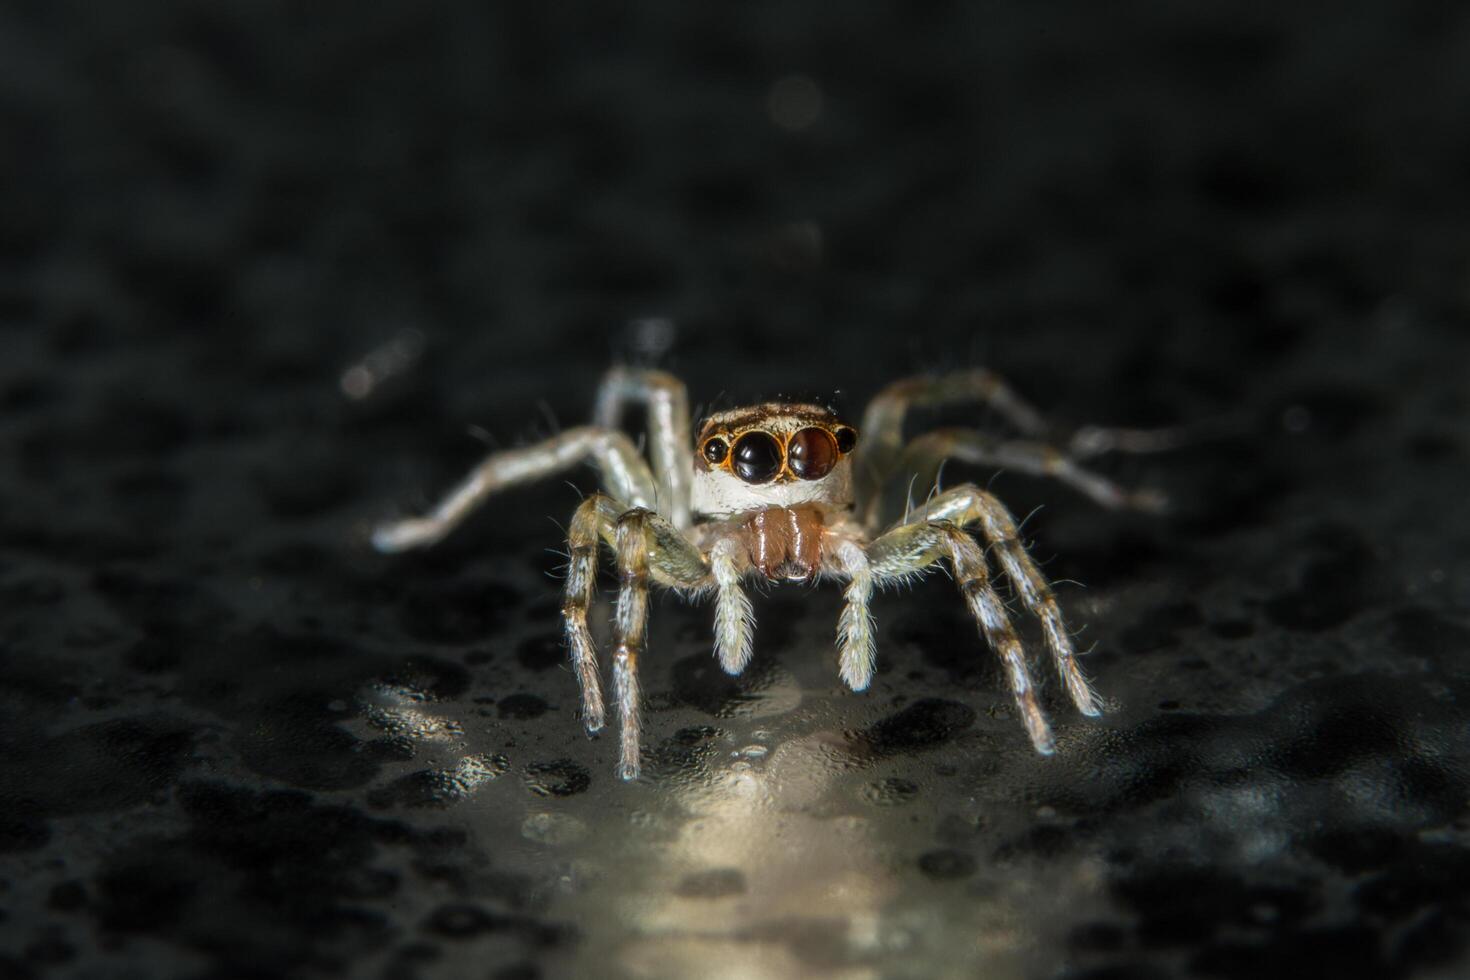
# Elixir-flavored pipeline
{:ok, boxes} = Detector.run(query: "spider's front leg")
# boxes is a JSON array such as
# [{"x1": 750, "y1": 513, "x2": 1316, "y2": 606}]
[
  {"x1": 902, "y1": 483, "x2": 1102, "y2": 719},
  {"x1": 865, "y1": 517, "x2": 1058, "y2": 754},
  {"x1": 607, "y1": 507, "x2": 711, "y2": 780},
  {"x1": 373, "y1": 427, "x2": 658, "y2": 552}
]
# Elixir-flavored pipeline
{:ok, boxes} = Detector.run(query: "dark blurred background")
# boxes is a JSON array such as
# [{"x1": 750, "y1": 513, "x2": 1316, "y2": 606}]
[{"x1": 3, "y1": 2, "x2": 1470, "y2": 979}]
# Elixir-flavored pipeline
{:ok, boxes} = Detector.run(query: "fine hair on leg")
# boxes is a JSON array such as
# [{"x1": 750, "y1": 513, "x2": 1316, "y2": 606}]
[
  {"x1": 910, "y1": 485, "x2": 1102, "y2": 717},
  {"x1": 709, "y1": 536, "x2": 754, "y2": 675},
  {"x1": 604, "y1": 507, "x2": 712, "y2": 780},
  {"x1": 867, "y1": 519, "x2": 1056, "y2": 753},
  {"x1": 563, "y1": 494, "x2": 625, "y2": 733},
  {"x1": 833, "y1": 538, "x2": 877, "y2": 691},
  {"x1": 373, "y1": 427, "x2": 658, "y2": 552},
  {"x1": 612, "y1": 510, "x2": 653, "y2": 780}
]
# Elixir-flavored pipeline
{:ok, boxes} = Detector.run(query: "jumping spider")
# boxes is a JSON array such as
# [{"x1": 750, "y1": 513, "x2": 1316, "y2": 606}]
[{"x1": 373, "y1": 367, "x2": 1170, "y2": 779}]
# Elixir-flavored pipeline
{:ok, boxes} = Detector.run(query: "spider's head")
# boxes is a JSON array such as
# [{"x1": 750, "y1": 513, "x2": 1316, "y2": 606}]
[{"x1": 691, "y1": 402, "x2": 858, "y2": 519}]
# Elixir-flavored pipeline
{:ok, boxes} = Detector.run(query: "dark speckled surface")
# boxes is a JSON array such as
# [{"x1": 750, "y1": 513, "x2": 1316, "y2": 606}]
[{"x1": 3, "y1": 2, "x2": 1470, "y2": 978}]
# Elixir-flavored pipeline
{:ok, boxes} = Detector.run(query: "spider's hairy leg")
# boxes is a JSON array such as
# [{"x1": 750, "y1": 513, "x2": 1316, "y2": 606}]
[
  {"x1": 867, "y1": 520, "x2": 1055, "y2": 754},
  {"x1": 899, "y1": 429, "x2": 1167, "y2": 513},
  {"x1": 832, "y1": 538, "x2": 877, "y2": 691},
  {"x1": 372, "y1": 427, "x2": 658, "y2": 553},
  {"x1": 709, "y1": 536, "x2": 754, "y2": 675},
  {"x1": 593, "y1": 367, "x2": 694, "y2": 530},
  {"x1": 907, "y1": 484, "x2": 1101, "y2": 718},
  {"x1": 611, "y1": 508, "x2": 711, "y2": 781},
  {"x1": 563, "y1": 493, "x2": 624, "y2": 734}
]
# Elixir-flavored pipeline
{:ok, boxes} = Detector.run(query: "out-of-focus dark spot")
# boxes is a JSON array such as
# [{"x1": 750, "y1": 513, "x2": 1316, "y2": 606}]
[
  {"x1": 1406, "y1": 431, "x2": 1459, "y2": 461},
  {"x1": 1115, "y1": 867, "x2": 1320, "y2": 951},
  {"x1": 858, "y1": 699, "x2": 975, "y2": 756},
  {"x1": 492, "y1": 964, "x2": 542, "y2": 980},
  {"x1": 47, "y1": 881, "x2": 86, "y2": 912},
  {"x1": 668, "y1": 652, "x2": 770, "y2": 717},
  {"x1": 997, "y1": 824, "x2": 1072, "y2": 860},
  {"x1": 675, "y1": 868, "x2": 747, "y2": 898},
  {"x1": 517, "y1": 634, "x2": 563, "y2": 672},
  {"x1": 1304, "y1": 827, "x2": 1406, "y2": 874},
  {"x1": 917, "y1": 849, "x2": 976, "y2": 880},
  {"x1": 23, "y1": 934, "x2": 74, "y2": 966},
  {"x1": 125, "y1": 634, "x2": 182, "y2": 673},
  {"x1": 1069, "y1": 921, "x2": 1127, "y2": 952},
  {"x1": 398, "y1": 580, "x2": 518, "y2": 644},
  {"x1": 1189, "y1": 924, "x2": 1384, "y2": 978},
  {"x1": 0, "y1": 814, "x2": 50, "y2": 853},
  {"x1": 1197, "y1": 147, "x2": 1290, "y2": 212},
  {"x1": 498, "y1": 693, "x2": 550, "y2": 720},
  {"x1": 1353, "y1": 842, "x2": 1470, "y2": 921},
  {"x1": 0, "y1": 377, "x2": 58, "y2": 412},
  {"x1": 1120, "y1": 601, "x2": 1205, "y2": 653},
  {"x1": 523, "y1": 760, "x2": 590, "y2": 798},
  {"x1": 423, "y1": 903, "x2": 495, "y2": 938},
  {"x1": 7, "y1": 717, "x2": 192, "y2": 817},
  {"x1": 1209, "y1": 618, "x2": 1254, "y2": 639},
  {"x1": 1264, "y1": 524, "x2": 1375, "y2": 632},
  {"x1": 1274, "y1": 385, "x2": 1381, "y2": 441},
  {"x1": 1391, "y1": 606, "x2": 1470, "y2": 673},
  {"x1": 96, "y1": 860, "x2": 197, "y2": 931},
  {"x1": 254, "y1": 454, "x2": 356, "y2": 518}
]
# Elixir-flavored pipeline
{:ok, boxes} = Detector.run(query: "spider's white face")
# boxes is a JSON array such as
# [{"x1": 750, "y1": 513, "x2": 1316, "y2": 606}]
[{"x1": 691, "y1": 402, "x2": 858, "y2": 519}]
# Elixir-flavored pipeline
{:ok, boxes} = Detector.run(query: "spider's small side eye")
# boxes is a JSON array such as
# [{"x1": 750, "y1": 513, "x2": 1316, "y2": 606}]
[
  {"x1": 835, "y1": 427, "x2": 858, "y2": 454},
  {"x1": 703, "y1": 437, "x2": 729, "y2": 465},
  {"x1": 732, "y1": 431, "x2": 783, "y2": 484}
]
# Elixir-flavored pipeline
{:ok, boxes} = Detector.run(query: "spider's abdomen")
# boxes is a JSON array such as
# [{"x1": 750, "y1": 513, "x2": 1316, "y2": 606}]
[{"x1": 736, "y1": 504, "x2": 829, "y2": 582}]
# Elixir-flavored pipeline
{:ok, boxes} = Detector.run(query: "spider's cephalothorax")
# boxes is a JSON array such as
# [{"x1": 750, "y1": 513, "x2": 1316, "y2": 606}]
[
  {"x1": 373, "y1": 367, "x2": 1173, "y2": 780},
  {"x1": 692, "y1": 403, "x2": 858, "y2": 583}
]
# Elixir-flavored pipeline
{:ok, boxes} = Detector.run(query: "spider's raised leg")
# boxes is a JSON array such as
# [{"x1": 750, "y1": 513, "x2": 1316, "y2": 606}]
[
  {"x1": 856, "y1": 368, "x2": 1181, "y2": 527},
  {"x1": 903, "y1": 484, "x2": 1101, "y2": 718},
  {"x1": 610, "y1": 507, "x2": 711, "y2": 780},
  {"x1": 866, "y1": 520, "x2": 1055, "y2": 754},
  {"x1": 858, "y1": 369, "x2": 1050, "y2": 510},
  {"x1": 897, "y1": 429, "x2": 1166, "y2": 513},
  {"x1": 593, "y1": 367, "x2": 694, "y2": 530},
  {"x1": 372, "y1": 427, "x2": 657, "y2": 553}
]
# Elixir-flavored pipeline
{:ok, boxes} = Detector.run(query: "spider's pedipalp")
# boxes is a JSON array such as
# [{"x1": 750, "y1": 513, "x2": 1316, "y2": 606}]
[
  {"x1": 833, "y1": 538, "x2": 877, "y2": 691},
  {"x1": 709, "y1": 536, "x2": 754, "y2": 675}
]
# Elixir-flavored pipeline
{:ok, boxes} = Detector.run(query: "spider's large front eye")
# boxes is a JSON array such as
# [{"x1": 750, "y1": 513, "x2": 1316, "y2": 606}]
[
  {"x1": 702, "y1": 437, "x2": 729, "y2": 465},
  {"x1": 732, "y1": 431, "x2": 782, "y2": 484},
  {"x1": 787, "y1": 427, "x2": 837, "y2": 480}
]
